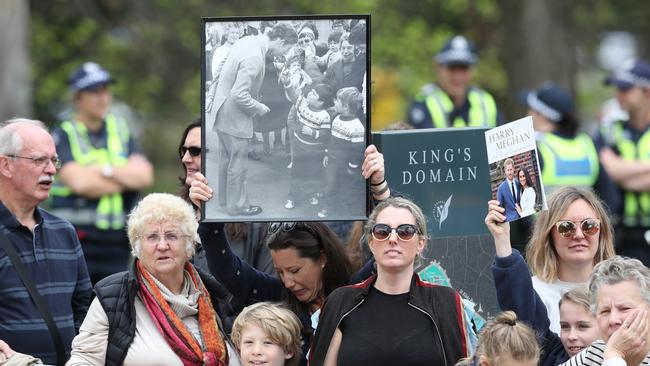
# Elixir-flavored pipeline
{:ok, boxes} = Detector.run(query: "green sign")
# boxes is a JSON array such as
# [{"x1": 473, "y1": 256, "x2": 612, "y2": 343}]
[{"x1": 374, "y1": 127, "x2": 491, "y2": 237}]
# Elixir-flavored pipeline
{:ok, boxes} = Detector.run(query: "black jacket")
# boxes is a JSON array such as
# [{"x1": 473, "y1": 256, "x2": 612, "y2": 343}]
[
  {"x1": 308, "y1": 274, "x2": 468, "y2": 366},
  {"x1": 199, "y1": 221, "x2": 375, "y2": 366},
  {"x1": 94, "y1": 261, "x2": 232, "y2": 366}
]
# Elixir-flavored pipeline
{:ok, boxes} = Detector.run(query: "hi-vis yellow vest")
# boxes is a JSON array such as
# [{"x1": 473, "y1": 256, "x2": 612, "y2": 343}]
[
  {"x1": 537, "y1": 132, "x2": 599, "y2": 193},
  {"x1": 418, "y1": 84, "x2": 498, "y2": 128},
  {"x1": 606, "y1": 120, "x2": 650, "y2": 227},
  {"x1": 50, "y1": 115, "x2": 129, "y2": 230}
]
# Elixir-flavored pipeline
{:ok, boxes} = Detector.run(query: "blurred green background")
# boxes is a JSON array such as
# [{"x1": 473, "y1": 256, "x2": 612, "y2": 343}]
[{"x1": 2, "y1": 0, "x2": 649, "y2": 194}]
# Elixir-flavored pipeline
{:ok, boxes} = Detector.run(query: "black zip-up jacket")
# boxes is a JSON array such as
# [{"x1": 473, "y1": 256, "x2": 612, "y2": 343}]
[{"x1": 308, "y1": 274, "x2": 468, "y2": 366}]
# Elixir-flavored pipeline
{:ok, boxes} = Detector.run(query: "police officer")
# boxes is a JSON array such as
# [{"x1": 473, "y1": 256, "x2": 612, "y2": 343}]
[
  {"x1": 598, "y1": 59, "x2": 650, "y2": 266},
  {"x1": 522, "y1": 83, "x2": 601, "y2": 193},
  {"x1": 50, "y1": 62, "x2": 154, "y2": 284},
  {"x1": 407, "y1": 35, "x2": 500, "y2": 129}
]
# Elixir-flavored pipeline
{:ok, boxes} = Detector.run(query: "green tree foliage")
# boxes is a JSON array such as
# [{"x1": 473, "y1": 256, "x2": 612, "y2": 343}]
[{"x1": 32, "y1": 0, "x2": 648, "y2": 192}]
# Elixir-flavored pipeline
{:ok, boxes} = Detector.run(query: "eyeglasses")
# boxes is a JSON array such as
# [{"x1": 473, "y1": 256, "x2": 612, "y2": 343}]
[
  {"x1": 371, "y1": 223, "x2": 420, "y2": 241},
  {"x1": 179, "y1": 145, "x2": 201, "y2": 157},
  {"x1": 555, "y1": 218, "x2": 601, "y2": 238},
  {"x1": 140, "y1": 231, "x2": 188, "y2": 245},
  {"x1": 267, "y1": 222, "x2": 323, "y2": 247},
  {"x1": 7, "y1": 155, "x2": 61, "y2": 169}
]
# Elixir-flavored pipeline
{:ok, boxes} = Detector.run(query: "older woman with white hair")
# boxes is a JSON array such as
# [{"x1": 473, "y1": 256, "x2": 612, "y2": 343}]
[
  {"x1": 67, "y1": 193, "x2": 239, "y2": 366},
  {"x1": 558, "y1": 256, "x2": 650, "y2": 366}
]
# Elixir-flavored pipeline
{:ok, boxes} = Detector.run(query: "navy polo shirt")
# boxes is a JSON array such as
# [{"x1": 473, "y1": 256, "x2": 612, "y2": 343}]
[{"x1": 0, "y1": 201, "x2": 92, "y2": 364}]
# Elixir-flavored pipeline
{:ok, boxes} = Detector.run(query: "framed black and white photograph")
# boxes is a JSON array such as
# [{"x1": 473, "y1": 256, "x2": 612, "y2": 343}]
[{"x1": 201, "y1": 15, "x2": 370, "y2": 222}]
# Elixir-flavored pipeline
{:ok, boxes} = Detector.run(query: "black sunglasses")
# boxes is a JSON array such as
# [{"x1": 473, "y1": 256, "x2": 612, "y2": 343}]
[
  {"x1": 555, "y1": 218, "x2": 600, "y2": 238},
  {"x1": 179, "y1": 145, "x2": 201, "y2": 157},
  {"x1": 371, "y1": 223, "x2": 420, "y2": 241},
  {"x1": 268, "y1": 222, "x2": 323, "y2": 247}
]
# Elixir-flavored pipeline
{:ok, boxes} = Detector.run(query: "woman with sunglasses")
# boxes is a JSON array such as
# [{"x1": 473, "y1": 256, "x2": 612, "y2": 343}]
[
  {"x1": 178, "y1": 118, "x2": 274, "y2": 275},
  {"x1": 309, "y1": 197, "x2": 470, "y2": 366},
  {"x1": 189, "y1": 144, "x2": 389, "y2": 366},
  {"x1": 485, "y1": 186, "x2": 615, "y2": 365}
]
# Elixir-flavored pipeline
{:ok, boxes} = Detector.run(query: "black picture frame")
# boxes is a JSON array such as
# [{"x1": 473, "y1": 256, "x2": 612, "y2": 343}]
[{"x1": 201, "y1": 14, "x2": 371, "y2": 222}]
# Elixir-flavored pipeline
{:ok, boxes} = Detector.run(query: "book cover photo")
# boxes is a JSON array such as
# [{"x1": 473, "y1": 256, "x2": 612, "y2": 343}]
[{"x1": 485, "y1": 116, "x2": 547, "y2": 222}]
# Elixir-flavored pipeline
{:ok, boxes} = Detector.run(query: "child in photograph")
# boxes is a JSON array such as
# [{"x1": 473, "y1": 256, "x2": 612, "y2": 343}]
[
  {"x1": 279, "y1": 50, "x2": 312, "y2": 168},
  {"x1": 231, "y1": 302, "x2": 302, "y2": 366},
  {"x1": 315, "y1": 30, "x2": 343, "y2": 71},
  {"x1": 281, "y1": 81, "x2": 334, "y2": 210},
  {"x1": 318, "y1": 86, "x2": 365, "y2": 218}
]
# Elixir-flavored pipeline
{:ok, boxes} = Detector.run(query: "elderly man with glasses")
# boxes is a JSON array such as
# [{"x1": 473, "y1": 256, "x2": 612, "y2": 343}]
[{"x1": 0, "y1": 119, "x2": 92, "y2": 364}]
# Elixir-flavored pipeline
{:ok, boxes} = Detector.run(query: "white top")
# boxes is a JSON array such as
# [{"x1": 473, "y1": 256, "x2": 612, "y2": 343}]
[
  {"x1": 532, "y1": 276, "x2": 585, "y2": 335},
  {"x1": 519, "y1": 186, "x2": 536, "y2": 217},
  {"x1": 559, "y1": 339, "x2": 650, "y2": 365}
]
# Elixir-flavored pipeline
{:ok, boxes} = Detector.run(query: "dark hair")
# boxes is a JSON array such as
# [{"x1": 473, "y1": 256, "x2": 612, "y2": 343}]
[
  {"x1": 266, "y1": 222, "x2": 352, "y2": 301},
  {"x1": 177, "y1": 118, "x2": 249, "y2": 241},
  {"x1": 328, "y1": 30, "x2": 343, "y2": 44},
  {"x1": 312, "y1": 83, "x2": 335, "y2": 109},
  {"x1": 517, "y1": 167, "x2": 535, "y2": 190},
  {"x1": 349, "y1": 22, "x2": 366, "y2": 45},
  {"x1": 331, "y1": 19, "x2": 350, "y2": 31},
  {"x1": 345, "y1": 221, "x2": 366, "y2": 273},
  {"x1": 259, "y1": 20, "x2": 278, "y2": 35},
  {"x1": 178, "y1": 117, "x2": 202, "y2": 206},
  {"x1": 555, "y1": 112, "x2": 580, "y2": 137},
  {"x1": 268, "y1": 23, "x2": 298, "y2": 45},
  {"x1": 299, "y1": 21, "x2": 319, "y2": 40},
  {"x1": 285, "y1": 48, "x2": 306, "y2": 69}
]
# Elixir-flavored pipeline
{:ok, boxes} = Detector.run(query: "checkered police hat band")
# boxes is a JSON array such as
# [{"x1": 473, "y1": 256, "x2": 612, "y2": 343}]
[
  {"x1": 614, "y1": 70, "x2": 650, "y2": 88},
  {"x1": 73, "y1": 70, "x2": 111, "y2": 91},
  {"x1": 435, "y1": 50, "x2": 476, "y2": 65},
  {"x1": 527, "y1": 92, "x2": 562, "y2": 122}
]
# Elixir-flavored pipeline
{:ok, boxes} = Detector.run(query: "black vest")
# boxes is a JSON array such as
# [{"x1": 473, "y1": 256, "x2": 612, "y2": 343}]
[{"x1": 94, "y1": 263, "x2": 232, "y2": 366}]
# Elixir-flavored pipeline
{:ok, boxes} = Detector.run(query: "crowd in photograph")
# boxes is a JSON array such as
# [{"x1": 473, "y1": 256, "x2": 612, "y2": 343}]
[{"x1": 204, "y1": 19, "x2": 367, "y2": 218}]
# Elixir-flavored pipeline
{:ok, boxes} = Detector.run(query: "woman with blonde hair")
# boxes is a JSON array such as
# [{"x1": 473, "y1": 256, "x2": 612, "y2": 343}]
[
  {"x1": 487, "y1": 188, "x2": 606, "y2": 365},
  {"x1": 310, "y1": 197, "x2": 470, "y2": 366},
  {"x1": 456, "y1": 311, "x2": 539, "y2": 366},
  {"x1": 525, "y1": 186, "x2": 615, "y2": 334}
]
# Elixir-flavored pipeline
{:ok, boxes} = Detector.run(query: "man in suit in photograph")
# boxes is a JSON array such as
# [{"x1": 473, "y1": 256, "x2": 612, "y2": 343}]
[
  {"x1": 210, "y1": 23, "x2": 297, "y2": 216},
  {"x1": 496, "y1": 158, "x2": 521, "y2": 221}
]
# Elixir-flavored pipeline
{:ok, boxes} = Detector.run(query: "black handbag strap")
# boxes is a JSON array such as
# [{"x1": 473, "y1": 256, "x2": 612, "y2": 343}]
[{"x1": 0, "y1": 230, "x2": 66, "y2": 366}]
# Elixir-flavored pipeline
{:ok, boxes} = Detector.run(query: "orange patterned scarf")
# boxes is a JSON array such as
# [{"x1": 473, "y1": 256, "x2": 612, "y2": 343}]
[{"x1": 137, "y1": 260, "x2": 227, "y2": 366}]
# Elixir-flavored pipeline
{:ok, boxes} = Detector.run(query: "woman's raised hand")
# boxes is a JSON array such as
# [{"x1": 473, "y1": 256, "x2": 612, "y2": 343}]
[
  {"x1": 484, "y1": 200, "x2": 513, "y2": 257},
  {"x1": 189, "y1": 172, "x2": 213, "y2": 208},
  {"x1": 363, "y1": 144, "x2": 390, "y2": 200},
  {"x1": 362, "y1": 144, "x2": 385, "y2": 183}
]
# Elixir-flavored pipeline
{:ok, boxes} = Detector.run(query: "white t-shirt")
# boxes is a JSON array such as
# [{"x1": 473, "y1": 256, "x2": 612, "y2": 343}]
[{"x1": 532, "y1": 276, "x2": 585, "y2": 335}]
